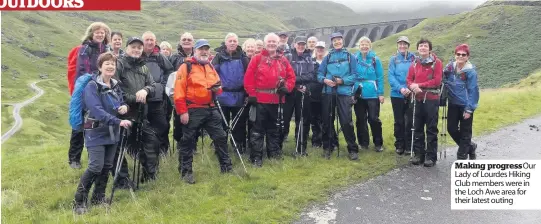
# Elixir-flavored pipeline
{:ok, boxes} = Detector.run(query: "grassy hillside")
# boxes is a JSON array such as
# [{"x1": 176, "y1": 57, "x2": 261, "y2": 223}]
[
  {"x1": 3, "y1": 2, "x2": 541, "y2": 224},
  {"x1": 366, "y1": 4, "x2": 541, "y2": 91}
]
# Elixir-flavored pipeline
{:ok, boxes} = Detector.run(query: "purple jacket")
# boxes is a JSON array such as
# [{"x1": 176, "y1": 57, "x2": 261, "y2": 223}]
[{"x1": 75, "y1": 40, "x2": 108, "y2": 81}]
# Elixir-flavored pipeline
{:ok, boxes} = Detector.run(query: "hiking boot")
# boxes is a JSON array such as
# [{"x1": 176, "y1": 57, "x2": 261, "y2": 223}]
[
  {"x1": 469, "y1": 142, "x2": 477, "y2": 160},
  {"x1": 424, "y1": 159, "x2": 436, "y2": 167},
  {"x1": 395, "y1": 147, "x2": 405, "y2": 155},
  {"x1": 90, "y1": 196, "x2": 109, "y2": 206},
  {"x1": 375, "y1": 145, "x2": 384, "y2": 152},
  {"x1": 69, "y1": 161, "x2": 82, "y2": 169},
  {"x1": 360, "y1": 145, "x2": 369, "y2": 151},
  {"x1": 312, "y1": 143, "x2": 322, "y2": 148},
  {"x1": 73, "y1": 203, "x2": 88, "y2": 215},
  {"x1": 221, "y1": 165, "x2": 232, "y2": 174},
  {"x1": 252, "y1": 159, "x2": 262, "y2": 168},
  {"x1": 181, "y1": 173, "x2": 195, "y2": 184},
  {"x1": 348, "y1": 152, "x2": 359, "y2": 161},
  {"x1": 409, "y1": 155, "x2": 423, "y2": 165}
]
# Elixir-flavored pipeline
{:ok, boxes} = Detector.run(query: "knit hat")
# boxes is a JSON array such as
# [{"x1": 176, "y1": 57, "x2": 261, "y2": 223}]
[{"x1": 455, "y1": 44, "x2": 470, "y2": 55}]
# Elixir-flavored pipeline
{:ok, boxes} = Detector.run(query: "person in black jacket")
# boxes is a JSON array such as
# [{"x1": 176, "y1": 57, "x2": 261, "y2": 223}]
[
  {"x1": 112, "y1": 37, "x2": 158, "y2": 188},
  {"x1": 285, "y1": 36, "x2": 318, "y2": 156},
  {"x1": 141, "y1": 31, "x2": 175, "y2": 156}
]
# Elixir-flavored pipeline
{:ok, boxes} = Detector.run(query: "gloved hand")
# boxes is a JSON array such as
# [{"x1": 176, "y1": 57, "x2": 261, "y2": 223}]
[
  {"x1": 247, "y1": 96, "x2": 257, "y2": 104},
  {"x1": 277, "y1": 86, "x2": 288, "y2": 95}
]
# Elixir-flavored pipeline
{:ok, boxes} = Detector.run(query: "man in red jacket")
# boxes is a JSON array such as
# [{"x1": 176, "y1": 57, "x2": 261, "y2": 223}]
[
  {"x1": 406, "y1": 38, "x2": 443, "y2": 167},
  {"x1": 244, "y1": 32, "x2": 296, "y2": 167}
]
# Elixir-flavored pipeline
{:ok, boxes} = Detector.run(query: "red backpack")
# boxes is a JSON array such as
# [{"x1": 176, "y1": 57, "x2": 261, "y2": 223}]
[{"x1": 67, "y1": 45, "x2": 82, "y2": 95}]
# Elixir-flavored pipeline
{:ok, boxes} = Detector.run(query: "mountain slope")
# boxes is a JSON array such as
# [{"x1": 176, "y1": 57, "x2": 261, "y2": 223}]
[{"x1": 369, "y1": 4, "x2": 541, "y2": 89}]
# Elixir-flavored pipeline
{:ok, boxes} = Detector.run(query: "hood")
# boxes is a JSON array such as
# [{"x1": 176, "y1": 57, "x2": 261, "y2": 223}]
[
  {"x1": 121, "y1": 55, "x2": 146, "y2": 67},
  {"x1": 260, "y1": 48, "x2": 285, "y2": 59},
  {"x1": 94, "y1": 73, "x2": 119, "y2": 89},
  {"x1": 445, "y1": 60, "x2": 475, "y2": 73},
  {"x1": 291, "y1": 48, "x2": 312, "y2": 58},
  {"x1": 354, "y1": 50, "x2": 377, "y2": 61},
  {"x1": 216, "y1": 43, "x2": 245, "y2": 59},
  {"x1": 177, "y1": 44, "x2": 194, "y2": 57},
  {"x1": 395, "y1": 50, "x2": 415, "y2": 61},
  {"x1": 83, "y1": 40, "x2": 105, "y2": 50},
  {"x1": 329, "y1": 47, "x2": 349, "y2": 54},
  {"x1": 417, "y1": 52, "x2": 439, "y2": 65}
]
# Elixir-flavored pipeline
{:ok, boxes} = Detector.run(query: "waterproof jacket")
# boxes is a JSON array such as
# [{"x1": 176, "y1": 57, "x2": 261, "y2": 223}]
[
  {"x1": 289, "y1": 49, "x2": 318, "y2": 90},
  {"x1": 174, "y1": 57, "x2": 223, "y2": 115},
  {"x1": 211, "y1": 44, "x2": 250, "y2": 107},
  {"x1": 169, "y1": 46, "x2": 194, "y2": 70},
  {"x1": 443, "y1": 60, "x2": 480, "y2": 113},
  {"x1": 244, "y1": 49, "x2": 296, "y2": 104},
  {"x1": 83, "y1": 74, "x2": 126, "y2": 148},
  {"x1": 388, "y1": 51, "x2": 416, "y2": 98},
  {"x1": 309, "y1": 58, "x2": 323, "y2": 102},
  {"x1": 406, "y1": 53, "x2": 443, "y2": 101},
  {"x1": 141, "y1": 45, "x2": 175, "y2": 102},
  {"x1": 317, "y1": 48, "x2": 358, "y2": 96},
  {"x1": 352, "y1": 50, "x2": 384, "y2": 99},
  {"x1": 114, "y1": 55, "x2": 156, "y2": 119},
  {"x1": 75, "y1": 40, "x2": 108, "y2": 81}
]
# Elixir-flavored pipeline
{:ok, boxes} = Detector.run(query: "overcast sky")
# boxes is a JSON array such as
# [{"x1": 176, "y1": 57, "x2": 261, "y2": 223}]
[{"x1": 332, "y1": 0, "x2": 487, "y2": 12}]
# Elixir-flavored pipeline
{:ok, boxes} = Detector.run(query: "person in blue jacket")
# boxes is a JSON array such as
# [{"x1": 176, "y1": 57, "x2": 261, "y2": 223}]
[
  {"x1": 443, "y1": 44, "x2": 479, "y2": 160},
  {"x1": 387, "y1": 36, "x2": 416, "y2": 155},
  {"x1": 317, "y1": 32, "x2": 359, "y2": 160},
  {"x1": 73, "y1": 52, "x2": 132, "y2": 215},
  {"x1": 211, "y1": 33, "x2": 250, "y2": 153},
  {"x1": 352, "y1": 36, "x2": 385, "y2": 152}
]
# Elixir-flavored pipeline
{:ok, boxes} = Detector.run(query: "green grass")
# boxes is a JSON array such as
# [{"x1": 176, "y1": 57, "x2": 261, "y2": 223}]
[
  {"x1": 3, "y1": 73, "x2": 541, "y2": 223},
  {"x1": 1, "y1": 104, "x2": 14, "y2": 135},
  {"x1": 3, "y1": 2, "x2": 541, "y2": 223}
]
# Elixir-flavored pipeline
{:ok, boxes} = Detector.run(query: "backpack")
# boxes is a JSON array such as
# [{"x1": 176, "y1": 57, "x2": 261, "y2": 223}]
[
  {"x1": 67, "y1": 45, "x2": 94, "y2": 95},
  {"x1": 67, "y1": 45, "x2": 81, "y2": 95},
  {"x1": 323, "y1": 52, "x2": 352, "y2": 76},
  {"x1": 68, "y1": 73, "x2": 102, "y2": 130}
]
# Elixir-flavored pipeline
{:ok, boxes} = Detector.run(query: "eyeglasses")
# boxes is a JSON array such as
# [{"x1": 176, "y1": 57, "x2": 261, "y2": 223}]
[
  {"x1": 182, "y1": 38, "x2": 193, "y2": 42},
  {"x1": 455, "y1": 53, "x2": 468, "y2": 57}
]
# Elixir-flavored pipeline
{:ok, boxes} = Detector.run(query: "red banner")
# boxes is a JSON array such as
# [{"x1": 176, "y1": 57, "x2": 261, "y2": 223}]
[{"x1": 0, "y1": 0, "x2": 141, "y2": 11}]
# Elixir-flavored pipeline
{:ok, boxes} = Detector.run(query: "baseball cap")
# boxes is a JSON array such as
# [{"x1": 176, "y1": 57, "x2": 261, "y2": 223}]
[
  {"x1": 194, "y1": 39, "x2": 210, "y2": 49},
  {"x1": 126, "y1": 36, "x2": 143, "y2": 47},
  {"x1": 295, "y1": 36, "x2": 307, "y2": 44},
  {"x1": 278, "y1": 32, "x2": 288, "y2": 37},
  {"x1": 330, "y1": 32, "x2": 343, "y2": 41},
  {"x1": 396, "y1": 36, "x2": 410, "y2": 45},
  {"x1": 315, "y1": 41, "x2": 326, "y2": 48}
]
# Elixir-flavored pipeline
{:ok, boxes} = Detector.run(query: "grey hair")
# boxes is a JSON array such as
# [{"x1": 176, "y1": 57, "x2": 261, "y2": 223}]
[
  {"x1": 357, "y1": 36, "x2": 372, "y2": 48},
  {"x1": 307, "y1": 36, "x2": 318, "y2": 42},
  {"x1": 263, "y1": 33, "x2": 279, "y2": 45},
  {"x1": 224, "y1": 33, "x2": 238, "y2": 42},
  {"x1": 142, "y1": 31, "x2": 156, "y2": 40}
]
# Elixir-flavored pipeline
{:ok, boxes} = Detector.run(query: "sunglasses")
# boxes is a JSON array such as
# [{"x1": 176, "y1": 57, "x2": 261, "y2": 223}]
[
  {"x1": 456, "y1": 53, "x2": 468, "y2": 57},
  {"x1": 182, "y1": 38, "x2": 193, "y2": 42}
]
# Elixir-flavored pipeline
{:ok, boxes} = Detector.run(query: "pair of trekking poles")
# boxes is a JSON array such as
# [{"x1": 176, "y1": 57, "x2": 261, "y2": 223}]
[{"x1": 408, "y1": 84, "x2": 448, "y2": 159}]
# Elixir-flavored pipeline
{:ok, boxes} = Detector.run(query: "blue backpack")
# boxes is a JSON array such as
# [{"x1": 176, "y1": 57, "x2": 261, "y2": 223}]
[{"x1": 68, "y1": 73, "x2": 99, "y2": 130}]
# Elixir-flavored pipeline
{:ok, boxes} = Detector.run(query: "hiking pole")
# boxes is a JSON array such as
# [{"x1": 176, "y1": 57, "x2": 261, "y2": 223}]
[
  {"x1": 410, "y1": 92, "x2": 417, "y2": 158},
  {"x1": 230, "y1": 100, "x2": 248, "y2": 131},
  {"x1": 331, "y1": 77, "x2": 341, "y2": 158},
  {"x1": 211, "y1": 85, "x2": 248, "y2": 174},
  {"x1": 439, "y1": 84, "x2": 448, "y2": 159},
  {"x1": 295, "y1": 92, "x2": 305, "y2": 156},
  {"x1": 109, "y1": 127, "x2": 128, "y2": 205}
]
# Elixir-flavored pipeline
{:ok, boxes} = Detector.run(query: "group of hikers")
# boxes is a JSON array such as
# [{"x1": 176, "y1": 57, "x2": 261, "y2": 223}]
[{"x1": 66, "y1": 22, "x2": 479, "y2": 214}]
